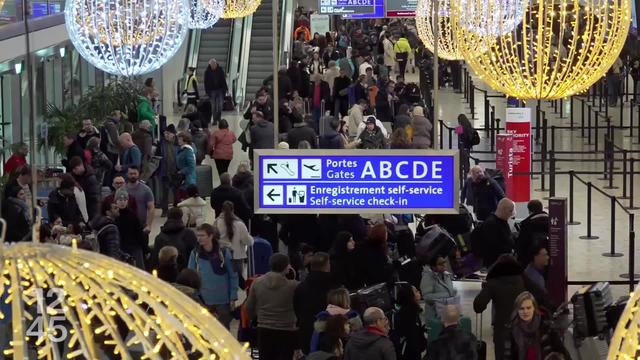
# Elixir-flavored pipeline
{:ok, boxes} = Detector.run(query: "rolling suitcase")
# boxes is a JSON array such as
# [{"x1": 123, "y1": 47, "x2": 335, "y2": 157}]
[
  {"x1": 195, "y1": 165, "x2": 213, "y2": 198},
  {"x1": 248, "y1": 237, "x2": 273, "y2": 277},
  {"x1": 476, "y1": 313, "x2": 487, "y2": 360}
]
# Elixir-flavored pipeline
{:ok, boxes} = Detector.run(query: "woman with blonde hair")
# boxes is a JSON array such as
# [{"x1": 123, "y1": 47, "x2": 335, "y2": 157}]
[{"x1": 310, "y1": 288, "x2": 363, "y2": 352}]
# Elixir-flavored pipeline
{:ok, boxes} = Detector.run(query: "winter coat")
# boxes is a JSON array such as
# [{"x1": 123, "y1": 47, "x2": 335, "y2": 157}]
[
  {"x1": 63, "y1": 140, "x2": 85, "y2": 172},
  {"x1": 394, "y1": 38, "x2": 412, "y2": 56},
  {"x1": 411, "y1": 115, "x2": 432, "y2": 149},
  {"x1": 204, "y1": 65, "x2": 228, "y2": 94},
  {"x1": 210, "y1": 184, "x2": 251, "y2": 222},
  {"x1": 176, "y1": 145, "x2": 196, "y2": 186},
  {"x1": 178, "y1": 196, "x2": 208, "y2": 227},
  {"x1": 383, "y1": 38, "x2": 396, "y2": 67},
  {"x1": 215, "y1": 214, "x2": 254, "y2": 260},
  {"x1": 358, "y1": 127, "x2": 385, "y2": 149},
  {"x1": 319, "y1": 129, "x2": 344, "y2": 149},
  {"x1": 294, "y1": 271, "x2": 338, "y2": 354},
  {"x1": 429, "y1": 324, "x2": 478, "y2": 360},
  {"x1": 310, "y1": 306, "x2": 363, "y2": 352},
  {"x1": 344, "y1": 326, "x2": 397, "y2": 360},
  {"x1": 357, "y1": 118, "x2": 388, "y2": 139},
  {"x1": 188, "y1": 247, "x2": 238, "y2": 306},
  {"x1": 330, "y1": 251, "x2": 359, "y2": 291},
  {"x1": 246, "y1": 271, "x2": 299, "y2": 331},
  {"x1": 152, "y1": 218, "x2": 198, "y2": 270},
  {"x1": 393, "y1": 304, "x2": 427, "y2": 360},
  {"x1": 191, "y1": 128, "x2": 209, "y2": 165},
  {"x1": 132, "y1": 128, "x2": 153, "y2": 159},
  {"x1": 3, "y1": 154, "x2": 26, "y2": 175},
  {"x1": 473, "y1": 213, "x2": 515, "y2": 268},
  {"x1": 355, "y1": 242, "x2": 393, "y2": 288},
  {"x1": 337, "y1": 57, "x2": 356, "y2": 80},
  {"x1": 77, "y1": 127, "x2": 100, "y2": 150},
  {"x1": 287, "y1": 123, "x2": 317, "y2": 149},
  {"x1": 250, "y1": 121, "x2": 275, "y2": 150},
  {"x1": 155, "y1": 138, "x2": 178, "y2": 178},
  {"x1": 394, "y1": 114, "x2": 411, "y2": 131},
  {"x1": 90, "y1": 215, "x2": 123, "y2": 260},
  {"x1": 309, "y1": 81, "x2": 331, "y2": 109},
  {"x1": 3, "y1": 197, "x2": 31, "y2": 243},
  {"x1": 47, "y1": 189, "x2": 83, "y2": 225},
  {"x1": 115, "y1": 207, "x2": 148, "y2": 256},
  {"x1": 323, "y1": 67, "x2": 340, "y2": 96},
  {"x1": 516, "y1": 212, "x2": 550, "y2": 265},
  {"x1": 420, "y1": 267, "x2": 458, "y2": 320},
  {"x1": 333, "y1": 75, "x2": 351, "y2": 101},
  {"x1": 120, "y1": 145, "x2": 142, "y2": 175},
  {"x1": 73, "y1": 171, "x2": 100, "y2": 221},
  {"x1": 232, "y1": 171, "x2": 254, "y2": 212},
  {"x1": 461, "y1": 176, "x2": 505, "y2": 220},
  {"x1": 473, "y1": 259, "x2": 552, "y2": 350},
  {"x1": 90, "y1": 148, "x2": 113, "y2": 186},
  {"x1": 136, "y1": 96, "x2": 156, "y2": 128},
  {"x1": 348, "y1": 105, "x2": 364, "y2": 137},
  {"x1": 209, "y1": 128, "x2": 236, "y2": 160},
  {"x1": 504, "y1": 314, "x2": 570, "y2": 360},
  {"x1": 244, "y1": 99, "x2": 274, "y2": 122}
]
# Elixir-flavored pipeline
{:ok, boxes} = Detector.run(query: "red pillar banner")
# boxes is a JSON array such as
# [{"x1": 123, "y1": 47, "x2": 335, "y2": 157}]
[
  {"x1": 496, "y1": 134, "x2": 514, "y2": 198},
  {"x1": 505, "y1": 108, "x2": 532, "y2": 202}
]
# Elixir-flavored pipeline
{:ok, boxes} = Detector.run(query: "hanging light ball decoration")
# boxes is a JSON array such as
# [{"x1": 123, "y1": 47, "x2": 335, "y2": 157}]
[
  {"x1": 0, "y1": 241, "x2": 250, "y2": 359},
  {"x1": 609, "y1": 288, "x2": 640, "y2": 359},
  {"x1": 65, "y1": 0, "x2": 189, "y2": 77},
  {"x1": 451, "y1": 0, "x2": 631, "y2": 99},
  {"x1": 456, "y1": 0, "x2": 525, "y2": 37},
  {"x1": 222, "y1": 0, "x2": 261, "y2": 18},
  {"x1": 188, "y1": 0, "x2": 224, "y2": 29},
  {"x1": 415, "y1": 0, "x2": 463, "y2": 60}
]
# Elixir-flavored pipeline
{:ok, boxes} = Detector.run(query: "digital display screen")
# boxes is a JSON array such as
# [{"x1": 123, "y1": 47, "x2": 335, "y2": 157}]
[
  {"x1": 31, "y1": 2, "x2": 61, "y2": 18},
  {"x1": 319, "y1": 0, "x2": 385, "y2": 18},
  {"x1": 255, "y1": 150, "x2": 459, "y2": 214},
  {"x1": 385, "y1": 0, "x2": 418, "y2": 17}
]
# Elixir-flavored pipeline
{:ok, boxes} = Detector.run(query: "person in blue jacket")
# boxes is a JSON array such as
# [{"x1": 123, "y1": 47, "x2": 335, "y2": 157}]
[
  {"x1": 176, "y1": 131, "x2": 197, "y2": 200},
  {"x1": 188, "y1": 223, "x2": 238, "y2": 329}
]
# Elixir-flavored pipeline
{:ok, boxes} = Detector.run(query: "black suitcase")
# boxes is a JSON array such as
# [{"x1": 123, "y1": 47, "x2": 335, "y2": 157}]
[{"x1": 476, "y1": 313, "x2": 487, "y2": 360}]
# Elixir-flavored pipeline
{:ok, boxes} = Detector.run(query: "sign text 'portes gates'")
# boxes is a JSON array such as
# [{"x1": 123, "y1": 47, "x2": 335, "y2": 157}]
[{"x1": 255, "y1": 150, "x2": 459, "y2": 214}]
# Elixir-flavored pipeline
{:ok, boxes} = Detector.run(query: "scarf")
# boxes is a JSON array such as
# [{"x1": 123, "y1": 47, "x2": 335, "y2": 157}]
[
  {"x1": 512, "y1": 313, "x2": 542, "y2": 360},
  {"x1": 326, "y1": 304, "x2": 350, "y2": 316},
  {"x1": 198, "y1": 247, "x2": 227, "y2": 276}
]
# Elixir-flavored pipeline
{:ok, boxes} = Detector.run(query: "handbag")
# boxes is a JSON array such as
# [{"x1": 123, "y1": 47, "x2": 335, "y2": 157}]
[{"x1": 141, "y1": 155, "x2": 161, "y2": 183}]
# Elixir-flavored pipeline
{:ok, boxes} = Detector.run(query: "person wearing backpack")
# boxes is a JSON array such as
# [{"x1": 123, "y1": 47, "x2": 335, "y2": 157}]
[
  {"x1": 515, "y1": 200, "x2": 549, "y2": 266},
  {"x1": 456, "y1": 114, "x2": 479, "y2": 179},
  {"x1": 152, "y1": 207, "x2": 198, "y2": 271},
  {"x1": 462, "y1": 165, "x2": 505, "y2": 221}
]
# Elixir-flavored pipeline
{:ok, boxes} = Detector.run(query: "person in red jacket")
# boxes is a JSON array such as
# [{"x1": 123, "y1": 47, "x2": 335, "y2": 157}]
[{"x1": 4, "y1": 143, "x2": 28, "y2": 175}]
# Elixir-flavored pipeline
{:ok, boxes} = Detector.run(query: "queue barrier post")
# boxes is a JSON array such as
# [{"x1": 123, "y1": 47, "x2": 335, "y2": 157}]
[
  {"x1": 439, "y1": 120, "x2": 444, "y2": 149},
  {"x1": 448, "y1": 127, "x2": 453, "y2": 150},
  {"x1": 490, "y1": 107, "x2": 496, "y2": 152},
  {"x1": 549, "y1": 152, "x2": 556, "y2": 198},
  {"x1": 470, "y1": 82, "x2": 476, "y2": 120},
  {"x1": 622, "y1": 150, "x2": 629, "y2": 199},
  {"x1": 568, "y1": 170, "x2": 581, "y2": 225},
  {"x1": 587, "y1": 105, "x2": 593, "y2": 145},
  {"x1": 602, "y1": 196, "x2": 623, "y2": 257},
  {"x1": 579, "y1": 182, "x2": 600, "y2": 240},
  {"x1": 536, "y1": 116, "x2": 548, "y2": 192},
  {"x1": 628, "y1": 158, "x2": 640, "y2": 210},
  {"x1": 569, "y1": 97, "x2": 574, "y2": 129},
  {"x1": 536, "y1": 100, "x2": 541, "y2": 144},
  {"x1": 484, "y1": 94, "x2": 490, "y2": 136},
  {"x1": 580, "y1": 99, "x2": 586, "y2": 138},
  {"x1": 559, "y1": 98, "x2": 564, "y2": 118},
  {"x1": 620, "y1": 213, "x2": 639, "y2": 285}
]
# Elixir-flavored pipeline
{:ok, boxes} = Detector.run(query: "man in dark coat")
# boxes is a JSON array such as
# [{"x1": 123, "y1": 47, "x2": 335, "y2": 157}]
[
  {"x1": 293, "y1": 253, "x2": 337, "y2": 354},
  {"x1": 474, "y1": 255, "x2": 553, "y2": 360},
  {"x1": 152, "y1": 207, "x2": 198, "y2": 270},
  {"x1": 516, "y1": 199, "x2": 550, "y2": 265},
  {"x1": 333, "y1": 68, "x2": 352, "y2": 117},
  {"x1": 210, "y1": 173, "x2": 251, "y2": 223},
  {"x1": 461, "y1": 165, "x2": 505, "y2": 220},
  {"x1": 62, "y1": 133, "x2": 86, "y2": 172},
  {"x1": 471, "y1": 198, "x2": 516, "y2": 268},
  {"x1": 429, "y1": 305, "x2": 478, "y2": 359},
  {"x1": 319, "y1": 118, "x2": 344, "y2": 149},
  {"x1": 287, "y1": 116, "x2": 317, "y2": 149},
  {"x1": 249, "y1": 111, "x2": 275, "y2": 150},
  {"x1": 204, "y1": 58, "x2": 228, "y2": 125},
  {"x1": 90, "y1": 201, "x2": 125, "y2": 260},
  {"x1": 263, "y1": 67, "x2": 293, "y2": 100},
  {"x1": 393, "y1": 104, "x2": 412, "y2": 131},
  {"x1": 47, "y1": 174, "x2": 83, "y2": 225},
  {"x1": 344, "y1": 307, "x2": 396, "y2": 360},
  {"x1": 69, "y1": 156, "x2": 101, "y2": 221},
  {"x1": 244, "y1": 91, "x2": 274, "y2": 123}
]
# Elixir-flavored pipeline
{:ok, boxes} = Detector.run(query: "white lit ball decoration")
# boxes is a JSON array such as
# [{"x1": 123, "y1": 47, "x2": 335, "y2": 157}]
[
  {"x1": 223, "y1": 0, "x2": 261, "y2": 18},
  {"x1": 188, "y1": 0, "x2": 223, "y2": 29},
  {"x1": 0, "y1": 241, "x2": 250, "y2": 359},
  {"x1": 65, "y1": 0, "x2": 189, "y2": 77},
  {"x1": 452, "y1": 0, "x2": 631, "y2": 99},
  {"x1": 415, "y1": 0, "x2": 463, "y2": 60},
  {"x1": 457, "y1": 0, "x2": 524, "y2": 37}
]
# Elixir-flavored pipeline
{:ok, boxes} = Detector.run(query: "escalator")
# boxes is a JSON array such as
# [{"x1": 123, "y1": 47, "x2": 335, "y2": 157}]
[
  {"x1": 196, "y1": 19, "x2": 233, "y2": 95},
  {"x1": 244, "y1": 1, "x2": 277, "y2": 100}
]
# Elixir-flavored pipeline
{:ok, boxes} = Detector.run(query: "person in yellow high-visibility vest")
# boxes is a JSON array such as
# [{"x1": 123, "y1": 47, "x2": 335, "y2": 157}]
[
  {"x1": 184, "y1": 67, "x2": 199, "y2": 109},
  {"x1": 394, "y1": 34, "x2": 412, "y2": 79}
]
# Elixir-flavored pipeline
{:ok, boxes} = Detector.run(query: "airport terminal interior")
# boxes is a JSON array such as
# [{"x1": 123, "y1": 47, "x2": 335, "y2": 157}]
[{"x1": 1, "y1": 0, "x2": 640, "y2": 358}]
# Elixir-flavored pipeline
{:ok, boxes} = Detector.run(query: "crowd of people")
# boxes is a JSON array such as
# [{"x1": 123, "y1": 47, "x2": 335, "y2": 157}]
[{"x1": 0, "y1": 12, "x2": 573, "y2": 360}]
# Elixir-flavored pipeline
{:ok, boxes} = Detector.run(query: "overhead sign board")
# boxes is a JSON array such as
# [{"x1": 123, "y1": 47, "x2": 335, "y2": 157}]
[
  {"x1": 255, "y1": 150, "x2": 459, "y2": 214},
  {"x1": 385, "y1": 0, "x2": 417, "y2": 17},
  {"x1": 319, "y1": 0, "x2": 385, "y2": 18}
]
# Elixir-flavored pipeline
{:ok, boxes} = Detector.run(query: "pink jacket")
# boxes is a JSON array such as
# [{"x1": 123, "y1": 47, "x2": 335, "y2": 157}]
[{"x1": 209, "y1": 128, "x2": 236, "y2": 160}]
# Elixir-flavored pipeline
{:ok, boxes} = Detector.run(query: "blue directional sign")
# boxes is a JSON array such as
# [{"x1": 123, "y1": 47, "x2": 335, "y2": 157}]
[{"x1": 255, "y1": 150, "x2": 459, "y2": 214}]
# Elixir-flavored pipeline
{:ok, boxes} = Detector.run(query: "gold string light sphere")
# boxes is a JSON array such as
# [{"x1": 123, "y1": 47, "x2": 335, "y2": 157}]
[
  {"x1": 0, "y1": 242, "x2": 249, "y2": 359},
  {"x1": 609, "y1": 289, "x2": 640, "y2": 359},
  {"x1": 452, "y1": 0, "x2": 631, "y2": 100},
  {"x1": 415, "y1": 0, "x2": 464, "y2": 60},
  {"x1": 222, "y1": 0, "x2": 261, "y2": 18}
]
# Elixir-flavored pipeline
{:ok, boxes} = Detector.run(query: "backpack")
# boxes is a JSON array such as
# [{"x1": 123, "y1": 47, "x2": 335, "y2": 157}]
[
  {"x1": 484, "y1": 168, "x2": 506, "y2": 192},
  {"x1": 471, "y1": 129, "x2": 481, "y2": 146}
]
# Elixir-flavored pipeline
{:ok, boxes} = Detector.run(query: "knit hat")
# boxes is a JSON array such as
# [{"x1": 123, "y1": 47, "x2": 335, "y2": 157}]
[
  {"x1": 115, "y1": 188, "x2": 129, "y2": 201},
  {"x1": 165, "y1": 124, "x2": 177, "y2": 134},
  {"x1": 366, "y1": 116, "x2": 376, "y2": 125}
]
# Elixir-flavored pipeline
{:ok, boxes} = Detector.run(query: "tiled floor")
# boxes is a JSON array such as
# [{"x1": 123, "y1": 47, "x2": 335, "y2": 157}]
[{"x1": 148, "y1": 70, "x2": 634, "y2": 359}]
